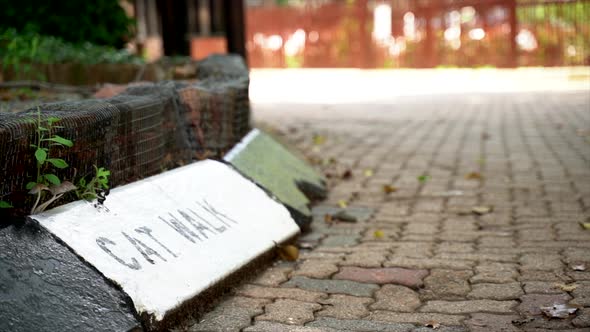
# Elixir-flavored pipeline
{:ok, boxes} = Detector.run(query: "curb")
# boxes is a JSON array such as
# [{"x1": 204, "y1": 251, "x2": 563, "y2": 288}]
[{"x1": 1, "y1": 133, "x2": 325, "y2": 331}]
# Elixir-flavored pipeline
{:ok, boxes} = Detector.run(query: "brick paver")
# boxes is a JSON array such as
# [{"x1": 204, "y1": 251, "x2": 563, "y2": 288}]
[
  {"x1": 333, "y1": 267, "x2": 428, "y2": 288},
  {"x1": 184, "y1": 90, "x2": 590, "y2": 331}
]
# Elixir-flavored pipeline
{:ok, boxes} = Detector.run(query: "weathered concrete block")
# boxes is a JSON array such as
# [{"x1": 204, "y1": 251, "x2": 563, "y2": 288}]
[
  {"x1": 0, "y1": 220, "x2": 140, "y2": 332},
  {"x1": 224, "y1": 129, "x2": 327, "y2": 229},
  {"x1": 30, "y1": 160, "x2": 299, "y2": 329}
]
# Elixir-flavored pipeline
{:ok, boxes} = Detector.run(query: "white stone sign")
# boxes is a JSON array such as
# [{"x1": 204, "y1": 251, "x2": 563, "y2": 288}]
[{"x1": 32, "y1": 160, "x2": 299, "y2": 321}]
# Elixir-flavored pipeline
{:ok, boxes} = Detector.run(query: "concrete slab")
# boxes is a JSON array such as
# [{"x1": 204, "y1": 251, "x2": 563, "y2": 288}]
[
  {"x1": 31, "y1": 159, "x2": 299, "y2": 328},
  {"x1": 224, "y1": 129, "x2": 326, "y2": 229},
  {"x1": 0, "y1": 221, "x2": 140, "y2": 332}
]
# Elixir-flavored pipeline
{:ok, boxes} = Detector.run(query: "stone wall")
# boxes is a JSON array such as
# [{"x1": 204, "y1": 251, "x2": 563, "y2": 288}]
[{"x1": 0, "y1": 55, "x2": 250, "y2": 217}]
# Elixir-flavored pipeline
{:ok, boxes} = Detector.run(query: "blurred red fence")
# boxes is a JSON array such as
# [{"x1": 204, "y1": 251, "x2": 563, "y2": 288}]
[{"x1": 245, "y1": 0, "x2": 590, "y2": 68}]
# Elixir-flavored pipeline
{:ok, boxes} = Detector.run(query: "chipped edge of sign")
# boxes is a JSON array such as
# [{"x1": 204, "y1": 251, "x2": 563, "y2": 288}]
[{"x1": 223, "y1": 128, "x2": 260, "y2": 161}]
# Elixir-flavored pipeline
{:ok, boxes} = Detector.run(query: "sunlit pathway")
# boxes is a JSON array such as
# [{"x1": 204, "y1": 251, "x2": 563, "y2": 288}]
[{"x1": 182, "y1": 88, "x2": 590, "y2": 331}]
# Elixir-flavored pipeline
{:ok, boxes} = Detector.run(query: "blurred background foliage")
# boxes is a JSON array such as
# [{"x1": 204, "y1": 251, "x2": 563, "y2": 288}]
[
  {"x1": 0, "y1": 29, "x2": 142, "y2": 66},
  {"x1": 0, "y1": 0, "x2": 134, "y2": 48}
]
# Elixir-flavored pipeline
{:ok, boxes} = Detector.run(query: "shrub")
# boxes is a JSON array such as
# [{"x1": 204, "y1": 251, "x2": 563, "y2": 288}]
[
  {"x1": 0, "y1": 29, "x2": 143, "y2": 66},
  {"x1": 0, "y1": 0, "x2": 134, "y2": 48}
]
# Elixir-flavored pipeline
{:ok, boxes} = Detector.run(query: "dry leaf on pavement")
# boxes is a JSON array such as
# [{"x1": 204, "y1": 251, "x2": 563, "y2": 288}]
[
  {"x1": 338, "y1": 200, "x2": 348, "y2": 209},
  {"x1": 472, "y1": 206, "x2": 494, "y2": 215},
  {"x1": 278, "y1": 244, "x2": 299, "y2": 261},
  {"x1": 572, "y1": 264, "x2": 586, "y2": 271},
  {"x1": 383, "y1": 185, "x2": 397, "y2": 194},
  {"x1": 540, "y1": 304, "x2": 578, "y2": 318},
  {"x1": 373, "y1": 230, "x2": 385, "y2": 239},
  {"x1": 342, "y1": 169, "x2": 353, "y2": 179},
  {"x1": 298, "y1": 242, "x2": 315, "y2": 250},
  {"x1": 364, "y1": 169, "x2": 373, "y2": 177},
  {"x1": 324, "y1": 214, "x2": 333, "y2": 224},
  {"x1": 465, "y1": 172, "x2": 483, "y2": 180},
  {"x1": 555, "y1": 283, "x2": 578, "y2": 292},
  {"x1": 313, "y1": 134, "x2": 326, "y2": 145}
]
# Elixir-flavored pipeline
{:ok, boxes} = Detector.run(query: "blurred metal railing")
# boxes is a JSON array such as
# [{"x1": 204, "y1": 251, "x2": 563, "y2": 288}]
[{"x1": 244, "y1": 0, "x2": 590, "y2": 68}]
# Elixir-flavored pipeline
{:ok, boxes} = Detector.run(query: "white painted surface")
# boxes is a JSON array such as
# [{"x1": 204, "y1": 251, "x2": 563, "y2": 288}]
[{"x1": 32, "y1": 160, "x2": 299, "y2": 321}]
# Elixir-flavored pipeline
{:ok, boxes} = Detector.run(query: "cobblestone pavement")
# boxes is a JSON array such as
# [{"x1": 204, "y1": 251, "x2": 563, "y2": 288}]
[{"x1": 185, "y1": 91, "x2": 590, "y2": 332}]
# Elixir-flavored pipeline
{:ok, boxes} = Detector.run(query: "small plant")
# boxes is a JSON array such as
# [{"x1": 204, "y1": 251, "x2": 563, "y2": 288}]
[
  {"x1": 0, "y1": 30, "x2": 48, "y2": 80},
  {"x1": 0, "y1": 200, "x2": 12, "y2": 208},
  {"x1": 27, "y1": 107, "x2": 76, "y2": 213},
  {"x1": 2, "y1": 108, "x2": 111, "y2": 215},
  {"x1": 76, "y1": 166, "x2": 111, "y2": 203}
]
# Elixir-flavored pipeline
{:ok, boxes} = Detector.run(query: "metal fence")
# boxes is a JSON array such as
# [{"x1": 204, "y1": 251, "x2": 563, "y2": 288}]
[
  {"x1": 245, "y1": 0, "x2": 590, "y2": 68},
  {"x1": 0, "y1": 55, "x2": 250, "y2": 217}
]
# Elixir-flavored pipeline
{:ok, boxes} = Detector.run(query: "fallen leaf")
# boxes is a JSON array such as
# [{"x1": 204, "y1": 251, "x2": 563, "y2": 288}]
[
  {"x1": 373, "y1": 230, "x2": 385, "y2": 239},
  {"x1": 579, "y1": 222, "x2": 590, "y2": 230},
  {"x1": 338, "y1": 200, "x2": 348, "y2": 209},
  {"x1": 277, "y1": 244, "x2": 299, "y2": 261},
  {"x1": 49, "y1": 181, "x2": 77, "y2": 196},
  {"x1": 298, "y1": 242, "x2": 315, "y2": 250},
  {"x1": 465, "y1": 172, "x2": 483, "y2": 180},
  {"x1": 512, "y1": 318, "x2": 534, "y2": 326},
  {"x1": 383, "y1": 185, "x2": 397, "y2": 194},
  {"x1": 472, "y1": 206, "x2": 494, "y2": 215},
  {"x1": 307, "y1": 156, "x2": 322, "y2": 165},
  {"x1": 540, "y1": 303, "x2": 578, "y2": 318},
  {"x1": 333, "y1": 210, "x2": 357, "y2": 223},
  {"x1": 424, "y1": 321, "x2": 440, "y2": 329},
  {"x1": 364, "y1": 169, "x2": 373, "y2": 177},
  {"x1": 572, "y1": 264, "x2": 586, "y2": 271},
  {"x1": 324, "y1": 214, "x2": 333, "y2": 224},
  {"x1": 418, "y1": 175, "x2": 430, "y2": 183},
  {"x1": 342, "y1": 169, "x2": 353, "y2": 179},
  {"x1": 555, "y1": 283, "x2": 578, "y2": 292},
  {"x1": 313, "y1": 134, "x2": 326, "y2": 145}
]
